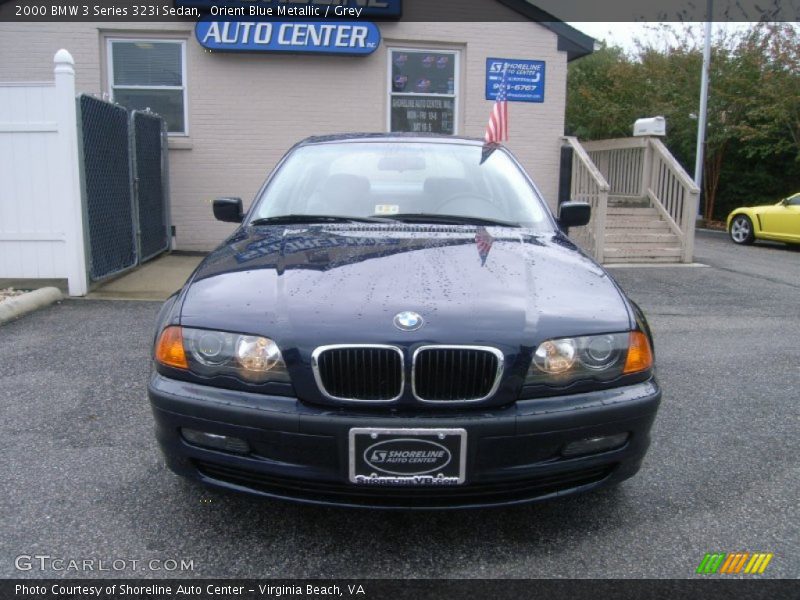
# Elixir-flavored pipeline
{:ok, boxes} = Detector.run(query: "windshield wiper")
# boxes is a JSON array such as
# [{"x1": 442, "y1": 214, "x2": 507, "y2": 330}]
[
  {"x1": 384, "y1": 213, "x2": 520, "y2": 227},
  {"x1": 249, "y1": 213, "x2": 520, "y2": 227},
  {"x1": 249, "y1": 214, "x2": 392, "y2": 226}
]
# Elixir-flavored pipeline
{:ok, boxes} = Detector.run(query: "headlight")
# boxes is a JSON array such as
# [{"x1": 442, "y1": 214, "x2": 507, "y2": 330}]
[
  {"x1": 155, "y1": 326, "x2": 290, "y2": 384},
  {"x1": 525, "y1": 331, "x2": 652, "y2": 386}
]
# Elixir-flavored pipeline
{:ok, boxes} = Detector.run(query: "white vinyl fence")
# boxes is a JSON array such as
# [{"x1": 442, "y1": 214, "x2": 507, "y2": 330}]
[{"x1": 0, "y1": 50, "x2": 87, "y2": 295}]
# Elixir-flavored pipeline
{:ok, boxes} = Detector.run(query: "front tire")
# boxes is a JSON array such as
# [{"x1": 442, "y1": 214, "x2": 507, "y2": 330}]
[{"x1": 729, "y1": 215, "x2": 755, "y2": 245}]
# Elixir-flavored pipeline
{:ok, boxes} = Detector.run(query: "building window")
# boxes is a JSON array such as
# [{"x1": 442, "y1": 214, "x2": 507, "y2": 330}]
[
  {"x1": 388, "y1": 49, "x2": 458, "y2": 135},
  {"x1": 107, "y1": 39, "x2": 187, "y2": 135}
]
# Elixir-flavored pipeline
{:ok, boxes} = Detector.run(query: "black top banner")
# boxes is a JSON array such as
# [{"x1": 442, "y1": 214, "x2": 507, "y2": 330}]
[
  {"x1": 176, "y1": 0, "x2": 402, "y2": 19},
  {"x1": 1, "y1": 0, "x2": 798, "y2": 22}
]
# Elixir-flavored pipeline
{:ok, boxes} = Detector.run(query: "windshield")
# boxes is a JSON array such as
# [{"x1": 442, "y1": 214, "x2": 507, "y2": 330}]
[{"x1": 249, "y1": 141, "x2": 553, "y2": 230}]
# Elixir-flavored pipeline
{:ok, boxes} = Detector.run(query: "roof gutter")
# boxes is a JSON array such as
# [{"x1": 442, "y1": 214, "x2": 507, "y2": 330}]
[{"x1": 495, "y1": 0, "x2": 596, "y2": 61}]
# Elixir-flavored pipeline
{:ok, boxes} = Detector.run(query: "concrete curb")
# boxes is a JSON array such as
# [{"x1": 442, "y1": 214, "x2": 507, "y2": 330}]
[
  {"x1": 0, "y1": 287, "x2": 63, "y2": 326},
  {"x1": 606, "y1": 262, "x2": 709, "y2": 268}
]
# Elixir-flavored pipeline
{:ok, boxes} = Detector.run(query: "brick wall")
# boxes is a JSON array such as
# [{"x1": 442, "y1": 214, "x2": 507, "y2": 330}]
[{"x1": 0, "y1": 15, "x2": 568, "y2": 251}]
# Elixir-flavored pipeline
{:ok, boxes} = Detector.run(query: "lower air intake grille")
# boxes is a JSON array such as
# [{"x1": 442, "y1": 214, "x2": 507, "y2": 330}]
[
  {"x1": 313, "y1": 345, "x2": 403, "y2": 401},
  {"x1": 194, "y1": 460, "x2": 614, "y2": 508},
  {"x1": 413, "y1": 346, "x2": 503, "y2": 401}
]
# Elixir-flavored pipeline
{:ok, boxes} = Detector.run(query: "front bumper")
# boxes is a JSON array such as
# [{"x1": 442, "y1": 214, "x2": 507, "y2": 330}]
[{"x1": 148, "y1": 373, "x2": 661, "y2": 509}]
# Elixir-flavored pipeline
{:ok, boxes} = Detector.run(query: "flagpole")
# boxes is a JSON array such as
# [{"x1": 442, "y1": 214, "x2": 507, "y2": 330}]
[{"x1": 694, "y1": 0, "x2": 713, "y2": 216}]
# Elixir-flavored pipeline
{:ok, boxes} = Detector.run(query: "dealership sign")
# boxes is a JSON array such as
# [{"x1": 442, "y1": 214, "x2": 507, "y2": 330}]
[
  {"x1": 177, "y1": 0, "x2": 402, "y2": 19},
  {"x1": 485, "y1": 58, "x2": 546, "y2": 103},
  {"x1": 195, "y1": 19, "x2": 381, "y2": 54}
]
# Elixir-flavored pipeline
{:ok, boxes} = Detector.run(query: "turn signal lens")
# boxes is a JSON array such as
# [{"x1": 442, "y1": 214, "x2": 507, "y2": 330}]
[
  {"x1": 155, "y1": 326, "x2": 188, "y2": 369},
  {"x1": 623, "y1": 331, "x2": 653, "y2": 374}
]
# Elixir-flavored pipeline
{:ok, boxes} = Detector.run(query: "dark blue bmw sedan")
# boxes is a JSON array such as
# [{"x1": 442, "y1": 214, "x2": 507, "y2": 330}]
[{"x1": 149, "y1": 134, "x2": 660, "y2": 508}]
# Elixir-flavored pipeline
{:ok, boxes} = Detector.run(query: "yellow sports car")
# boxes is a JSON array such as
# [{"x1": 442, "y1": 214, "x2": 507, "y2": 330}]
[{"x1": 727, "y1": 193, "x2": 800, "y2": 245}]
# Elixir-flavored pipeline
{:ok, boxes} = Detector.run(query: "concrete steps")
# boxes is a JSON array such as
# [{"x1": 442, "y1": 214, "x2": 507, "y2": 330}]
[
  {"x1": 607, "y1": 207, "x2": 658, "y2": 217},
  {"x1": 605, "y1": 252, "x2": 683, "y2": 263},
  {"x1": 608, "y1": 195, "x2": 650, "y2": 208},
  {"x1": 605, "y1": 241, "x2": 681, "y2": 252},
  {"x1": 606, "y1": 220, "x2": 670, "y2": 230},
  {"x1": 605, "y1": 232, "x2": 678, "y2": 244},
  {"x1": 605, "y1": 245, "x2": 681, "y2": 259},
  {"x1": 603, "y1": 203, "x2": 682, "y2": 264}
]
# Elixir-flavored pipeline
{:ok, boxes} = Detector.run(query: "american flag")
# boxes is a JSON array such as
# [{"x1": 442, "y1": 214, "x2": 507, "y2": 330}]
[
  {"x1": 484, "y1": 66, "x2": 509, "y2": 144},
  {"x1": 475, "y1": 226, "x2": 494, "y2": 266}
]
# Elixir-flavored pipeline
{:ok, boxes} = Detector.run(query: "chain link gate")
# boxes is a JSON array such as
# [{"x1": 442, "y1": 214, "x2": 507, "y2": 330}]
[
  {"x1": 78, "y1": 95, "x2": 137, "y2": 281},
  {"x1": 77, "y1": 95, "x2": 171, "y2": 284},
  {"x1": 131, "y1": 110, "x2": 171, "y2": 263}
]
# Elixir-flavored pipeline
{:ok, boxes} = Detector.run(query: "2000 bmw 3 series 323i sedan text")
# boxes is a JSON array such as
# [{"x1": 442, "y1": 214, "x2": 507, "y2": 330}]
[{"x1": 148, "y1": 134, "x2": 660, "y2": 509}]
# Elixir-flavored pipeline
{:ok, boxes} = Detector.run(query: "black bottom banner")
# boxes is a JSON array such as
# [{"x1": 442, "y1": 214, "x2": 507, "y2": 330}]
[{"x1": 3, "y1": 579, "x2": 797, "y2": 600}]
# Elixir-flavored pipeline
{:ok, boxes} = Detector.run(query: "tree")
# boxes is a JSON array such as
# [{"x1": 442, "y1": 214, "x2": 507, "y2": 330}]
[
  {"x1": 731, "y1": 23, "x2": 800, "y2": 161},
  {"x1": 565, "y1": 43, "x2": 640, "y2": 140},
  {"x1": 566, "y1": 23, "x2": 800, "y2": 221}
]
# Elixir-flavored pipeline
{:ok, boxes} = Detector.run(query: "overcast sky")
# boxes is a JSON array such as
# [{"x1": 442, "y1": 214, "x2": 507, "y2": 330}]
[
  {"x1": 569, "y1": 23, "x2": 653, "y2": 51},
  {"x1": 568, "y1": 22, "x2": 759, "y2": 52}
]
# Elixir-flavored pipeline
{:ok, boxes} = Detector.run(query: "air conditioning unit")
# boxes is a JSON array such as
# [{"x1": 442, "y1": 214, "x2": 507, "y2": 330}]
[{"x1": 633, "y1": 116, "x2": 666, "y2": 137}]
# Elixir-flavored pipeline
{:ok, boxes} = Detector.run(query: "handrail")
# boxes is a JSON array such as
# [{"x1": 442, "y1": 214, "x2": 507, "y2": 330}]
[
  {"x1": 562, "y1": 136, "x2": 609, "y2": 262},
  {"x1": 650, "y1": 138, "x2": 700, "y2": 193},
  {"x1": 581, "y1": 137, "x2": 648, "y2": 151},
  {"x1": 646, "y1": 189, "x2": 682, "y2": 237},
  {"x1": 647, "y1": 138, "x2": 699, "y2": 262},
  {"x1": 584, "y1": 138, "x2": 647, "y2": 198},
  {"x1": 575, "y1": 135, "x2": 700, "y2": 263},
  {"x1": 564, "y1": 136, "x2": 611, "y2": 191}
]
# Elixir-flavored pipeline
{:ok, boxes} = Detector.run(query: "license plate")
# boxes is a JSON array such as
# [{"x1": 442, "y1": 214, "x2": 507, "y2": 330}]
[{"x1": 349, "y1": 428, "x2": 466, "y2": 485}]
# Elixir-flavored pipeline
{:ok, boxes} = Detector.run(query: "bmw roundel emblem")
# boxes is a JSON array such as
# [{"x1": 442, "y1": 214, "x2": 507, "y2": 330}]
[{"x1": 393, "y1": 311, "x2": 423, "y2": 332}]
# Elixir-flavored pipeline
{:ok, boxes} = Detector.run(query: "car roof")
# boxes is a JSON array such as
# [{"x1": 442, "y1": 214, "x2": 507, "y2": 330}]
[{"x1": 295, "y1": 132, "x2": 498, "y2": 148}]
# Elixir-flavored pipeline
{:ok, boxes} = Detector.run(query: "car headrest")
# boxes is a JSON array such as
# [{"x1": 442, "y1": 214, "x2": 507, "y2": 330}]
[
  {"x1": 423, "y1": 177, "x2": 473, "y2": 199},
  {"x1": 322, "y1": 173, "x2": 371, "y2": 199}
]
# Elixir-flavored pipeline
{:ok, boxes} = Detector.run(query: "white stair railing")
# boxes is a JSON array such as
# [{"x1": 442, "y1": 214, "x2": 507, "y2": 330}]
[
  {"x1": 582, "y1": 137, "x2": 648, "y2": 199},
  {"x1": 647, "y1": 138, "x2": 700, "y2": 262},
  {"x1": 575, "y1": 136, "x2": 700, "y2": 263},
  {"x1": 562, "y1": 136, "x2": 610, "y2": 262}
]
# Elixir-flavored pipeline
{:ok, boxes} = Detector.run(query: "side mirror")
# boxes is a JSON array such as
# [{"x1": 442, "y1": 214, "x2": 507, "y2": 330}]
[
  {"x1": 213, "y1": 197, "x2": 243, "y2": 223},
  {"x1": 558, "y1": 201, "x2": 591, "y2": 232}
]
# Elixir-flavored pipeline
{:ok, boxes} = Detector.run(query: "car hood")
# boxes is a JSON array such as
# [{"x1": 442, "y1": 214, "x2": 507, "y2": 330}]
[
  {"x1": 740, "y1": 202, "x2": 783, "y2": 211},
  {"x1": 179, "y1": 224, "x2": 632, "y2": 350}
]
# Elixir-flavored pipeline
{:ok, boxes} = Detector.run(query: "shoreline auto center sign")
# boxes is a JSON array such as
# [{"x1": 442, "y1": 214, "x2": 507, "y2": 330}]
[
  {"x1": 178, "y1": 0, "x2": 402, "y2": 19},
  {"x1": 485, "y1": 58, "x2": 546, "y2": 103},
  {"x1": 196, "y1": 19, "x2": 381, "y2": 54}
]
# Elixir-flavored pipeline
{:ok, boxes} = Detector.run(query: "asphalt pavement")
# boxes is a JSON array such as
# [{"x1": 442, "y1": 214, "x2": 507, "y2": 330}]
[{"x1": 1, "y1": 230, "x2": 797, "y2": 579}]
